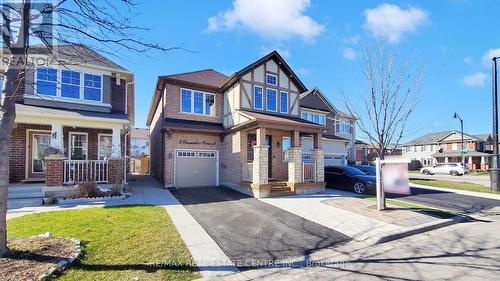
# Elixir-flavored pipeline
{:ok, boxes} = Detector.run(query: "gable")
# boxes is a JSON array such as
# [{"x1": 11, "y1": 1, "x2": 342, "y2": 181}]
[
  {"x1": 439, "y1": 132, "x2": 476, "y2": 143},
  {"x1": 300, "y1": 90, "x2": 334, "y2": 113}
]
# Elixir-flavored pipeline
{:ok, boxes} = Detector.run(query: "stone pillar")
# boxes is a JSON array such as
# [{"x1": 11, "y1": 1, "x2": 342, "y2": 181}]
[
  {"x1": 287, "y1": 147, "x2": 302, "y2": 183},
  {"x1": 50, "y1": 123, "x2": 63, "y2": 151},
  {"x1": 45, "y1": 156, "x2": 65, "y2": 186},
  {"x1": 108, "y1": 158, "x2": 124, "y2": 184},
  {"x1": 112, "y1": 127, "x2": 122, "y2": 157},
  {"x1": 312, "y1": 149, "x2": 324, "y2": 182},
  {"x1": 252, "y1": 145, "x2": 269, "y2": 185}
]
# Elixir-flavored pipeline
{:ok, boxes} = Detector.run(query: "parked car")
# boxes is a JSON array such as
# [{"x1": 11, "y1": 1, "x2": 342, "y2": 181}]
[
  {"x1": 325, "y1": 166, "x2": 376, "y2": 194},
  {"x1": 420, "y1": 163, "x2": 469, "y2": 176},
  {"x1": 351, "y1": 165, "x2": 376, "y2": 175}
]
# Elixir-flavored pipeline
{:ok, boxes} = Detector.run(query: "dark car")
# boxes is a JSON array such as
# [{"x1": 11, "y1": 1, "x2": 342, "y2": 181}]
[
  {"x1": 325, "y1": 166, "x2": 376, "y2": 194},
  {"x1": 351, "y1": 165, "x2": 376, "y2": 175}
]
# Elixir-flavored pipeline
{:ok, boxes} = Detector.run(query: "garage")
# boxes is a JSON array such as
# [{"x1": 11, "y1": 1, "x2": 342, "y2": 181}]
[
  {"x1": 325, "y1": 154, "x2": 346, "y2": 167},
  {"x1": 175, "y1": 150, "x2": 218, "y2": 187}
]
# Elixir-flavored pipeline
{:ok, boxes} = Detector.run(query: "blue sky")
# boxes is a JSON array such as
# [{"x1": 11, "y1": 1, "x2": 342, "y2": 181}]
[{"x1": 115, "y1": 0, "x2": 499, "y2": 142}]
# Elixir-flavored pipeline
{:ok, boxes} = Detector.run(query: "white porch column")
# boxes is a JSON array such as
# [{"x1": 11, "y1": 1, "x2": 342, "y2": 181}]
[
  {"x1": 50, "y1": 123, "x2": 63, "y2": 151},
  {"x1": 445, "y1": 157, "x2": 449, "y2": 163},
  {"x1": 112, "y1": 127, "x2": 122, "y2": 157}
]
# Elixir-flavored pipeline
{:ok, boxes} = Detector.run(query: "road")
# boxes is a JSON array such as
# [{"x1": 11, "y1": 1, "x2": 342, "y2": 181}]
[{"x1": 410, "y1": 173, "x2": 490, "y2": 187}]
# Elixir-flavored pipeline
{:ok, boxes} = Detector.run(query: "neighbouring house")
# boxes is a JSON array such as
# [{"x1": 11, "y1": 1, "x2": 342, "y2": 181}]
[
  {"x1": 147, "y1": 51, "x2": 334, "y2": 198},
  {"x1": 5, "y1": 45, "x2": 133, "y2": 196},
  {"x1": 401, "y1": 131, "x2": 492, "y2": 171},
  {"x1": 130, "y1": 128, "x2": 150, "y2": 175},
  {"x1": 355, "y1": 141, "x2": 402, "y2": 163}
]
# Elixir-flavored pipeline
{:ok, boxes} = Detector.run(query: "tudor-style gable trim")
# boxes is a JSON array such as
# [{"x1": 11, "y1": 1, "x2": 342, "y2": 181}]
[{"x1": 299, "y1": 87, "x2": 337, "y2": 114}]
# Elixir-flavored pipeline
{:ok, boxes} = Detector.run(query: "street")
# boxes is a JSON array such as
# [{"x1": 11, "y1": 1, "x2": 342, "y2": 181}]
[{"x1": 410, "y1": 173, "x2": 490, "y2": 187}]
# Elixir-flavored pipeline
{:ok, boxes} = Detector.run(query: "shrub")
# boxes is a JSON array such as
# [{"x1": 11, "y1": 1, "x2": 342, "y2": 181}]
[
  {"x1": 110, "y1": 183, "x2": 123, "y2": 196},
  {"x1": 77, "y1": 182, "x2": 105, "y2": 198}
]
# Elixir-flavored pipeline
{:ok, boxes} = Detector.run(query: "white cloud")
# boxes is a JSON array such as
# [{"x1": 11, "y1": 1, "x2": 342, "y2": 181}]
[
  {"x1": 257, "y1": 46, "x2": 291, "y2": 58},
  {"x1": 463, "y1": 57, "x2": 472, "y2": 64},
  {"x1": 343, "y1": 35, "x2": 360, "y2": 45},
  {"x1": 463, "y1": 72, "x2": 487, "y2": 87},
  {"x1": 342, "y1": 47, "x2": 357, "y2": 60},
  {"x1": 363, "y1": 4, "x2": 428, "y2": 43},
  {"x1": 205, "y1": 0, "x2": 324, "y2": 43},
  {"x1": 482, "y1": 48, "x2": 500, "y2": 66}
]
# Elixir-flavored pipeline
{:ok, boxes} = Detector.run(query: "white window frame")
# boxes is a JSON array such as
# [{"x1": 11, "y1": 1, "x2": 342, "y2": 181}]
[
  {"x1": 452, "y1": 143, "x2": 458, "y2": 151},
  {"x1": 60, "y1": 69, "x2": 81, "y2": 99},
  {"x1": 83, "y1": 73, "x2": 104, "y2": 102},
  {"x1": 176, "y1": 151, "x2": 197, "y2": 157},
  {"x1": 68, "y1": 132, "x2": 89, "y2": 160},
  {"x1": 266, "y1": 88, "x2": 278, "y2": 112},
  {"x1": 301, "y1": 110, "x2": 327, "y2": 125},
  {"x1": 179, "y1": 88, "x2": 216, "y2": 117},
  {"x1": 35, "y1": 67, "x2": 58, "y2": 97},
  {"x1": 280, "y1": 91, "x2": 289, "y2": 114},
  {"x1": 97, "y1": 133, "x2": 113, "y2": 160},
  {"x1": 253, "y1": 85, "x2": 263, "y2": 110},
  {"x1": 266, "y1": 73, "x2": 278, "y2": 86}
]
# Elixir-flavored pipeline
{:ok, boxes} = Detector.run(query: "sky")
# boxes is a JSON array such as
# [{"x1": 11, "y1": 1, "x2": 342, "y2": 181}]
[{"x1": 113, "y1": 0, "x2": 500, "y2": 142}]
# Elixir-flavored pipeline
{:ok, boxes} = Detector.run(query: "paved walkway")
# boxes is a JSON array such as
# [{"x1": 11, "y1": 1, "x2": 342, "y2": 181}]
[{"x1": 7, "y1": 176, "x2": 238, "y2": 278}]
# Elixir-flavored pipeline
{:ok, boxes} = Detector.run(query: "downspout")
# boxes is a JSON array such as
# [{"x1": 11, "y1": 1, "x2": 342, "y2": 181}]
[
  {"x1": 161, "y1": 86, "x2": 165, "y2": 187},
  {"x1": 124, "y1": 80, "x2": 134, "y2": 185}
]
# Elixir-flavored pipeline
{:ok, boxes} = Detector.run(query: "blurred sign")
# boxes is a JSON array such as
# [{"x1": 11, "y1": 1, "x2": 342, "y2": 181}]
[{"x1": 382, "y1": 164, "x2": 411, "y2": 195}]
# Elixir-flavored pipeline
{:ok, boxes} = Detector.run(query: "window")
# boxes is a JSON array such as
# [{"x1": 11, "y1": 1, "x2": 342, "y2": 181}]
[
  {"x1": 98, "y1": 134, "x2": 113, "y2": 160},
  {"x1": 280, "y1": 91, "x2": 288, "y2": 114},
  {"x1": 452, "y1": 143, "x2": 458, "y2": 151},
  {"x1": 61, "y1": 70, "x2": 80, "y2": 99},
  {"x1": 254, "y1": 86, "x2": 263, "y2": 110},
  {"x1": 319, "y1": 116, "x2": 325, "y2": 125},
  {"x1": 282, "y1": 136, "x2": 291, "y2": 161},
  {"x1": 177, "y1": 151, "x2": 196, "y2": 157},
  {"x1": 247, "y1": 134, "x2": 257, "y2": 161},
  {"x1": 303, "y1": 154, "x2": 312, "y2": 161},
  {"x1": 69, "y1": 133, "x2": 88, "y2": 160},
  {"x1": 36, "y1": 67, "x2": 57, "y2": 96},
  {"x1": 341, "y1": 121, "x2": 351, "y2": 133},
  {"x1": 83, "y1": 74, "x2": 102, "y2": 101},
  {"x1": 198, "y1": 152, "x2": 215, "y2": 158},
  {"x1": 302, "y1": 112, "x2": 326, "y2": 125},
  {"x1": 180, "y1": 88, "x2": 215, "y2": 116},
  {"x1": 301, "y1": 112, "x2": 307, "y2": 119},
  {"x1": 266, "y1": 73, "x2": 277, "y2": 86},
  {"x1": 266, "y1": 88, "x2": 277, "y2": 111}
]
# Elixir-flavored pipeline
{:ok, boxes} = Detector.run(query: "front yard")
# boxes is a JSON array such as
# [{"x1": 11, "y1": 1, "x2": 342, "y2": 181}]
[
  {"x1": 6, "y1": 206, "x2": 200, "y2": 281},
  {"x1": 410, "y1": 179, "x2": 500, "y2": 194}
]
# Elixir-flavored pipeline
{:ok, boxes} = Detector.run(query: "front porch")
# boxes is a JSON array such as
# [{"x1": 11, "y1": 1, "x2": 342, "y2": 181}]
[{"x1": 433, "y1": 151, "x2": 491, "y2": 171}]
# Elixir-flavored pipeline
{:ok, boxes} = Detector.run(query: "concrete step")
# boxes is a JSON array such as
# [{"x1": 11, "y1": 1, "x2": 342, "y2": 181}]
[
  {"x1": 8, "y1": 191, "x2": 44, "y2": 199},
  {"x1": 9, "y1": 185, "x2": 43, "y2": 193},
  {"x1": 269, "y1": 190, "x2": 295, "y2": 197},
  {"x1": 7, "y1": 197, "x2": 43, "y2": 209}
]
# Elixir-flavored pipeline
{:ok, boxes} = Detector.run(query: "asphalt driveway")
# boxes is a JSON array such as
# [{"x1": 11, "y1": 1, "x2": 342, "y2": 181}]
[{"x1": 171, "y1": 187, "x2": 350, "y2": 268}]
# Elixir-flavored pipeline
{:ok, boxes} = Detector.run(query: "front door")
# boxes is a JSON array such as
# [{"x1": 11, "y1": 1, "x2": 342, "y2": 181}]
[
  {"x1": 28, "y1": 131, "x2": 51, "y2": 179},
  {"x1": 266, "y1": 135, "x2": 272, "y2": 178}
]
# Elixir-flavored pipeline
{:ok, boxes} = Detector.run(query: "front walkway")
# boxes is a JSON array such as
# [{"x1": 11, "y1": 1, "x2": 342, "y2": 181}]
[{"x1": 7, "y1": 176, "x2": 238, "y2": 278}]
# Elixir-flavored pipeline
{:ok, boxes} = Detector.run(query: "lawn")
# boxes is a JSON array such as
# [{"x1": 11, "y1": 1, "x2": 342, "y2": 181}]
[
  {"x1": 7, "y1": 206, "x2": 201, "y2": 281},
  {"x1": 363, "y1": 197, "x2": 457, "y2": 219},
  {"x1": 410, "y1": 179, "x2": 500, "y2": 195}
]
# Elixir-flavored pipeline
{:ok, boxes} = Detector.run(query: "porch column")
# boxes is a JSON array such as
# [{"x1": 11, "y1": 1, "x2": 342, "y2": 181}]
[
  {"x1": 50, "y1": 123, "x2": 63, "y2": 151},
  {"x1": 288, "y1": 130, "x2": 302, "y2": 183},
  {"x1": 445, "y1": 157, "x2": 449, "y2": 163},
  {"x1": 252, "y1": 127, "x2": 268, "y2": 185},
  {"x1": 481, "y1": 156, "x2": 486, "y2": 171},
  {"x1": 468, "y1": 156, "x2": 473, "y2": 170},
  {"x1": 312, "y1": 133, "x2": 324, "y2": 182},
  {"x1": 112, "y1": 127, "x2": 122, "y2": 157}
]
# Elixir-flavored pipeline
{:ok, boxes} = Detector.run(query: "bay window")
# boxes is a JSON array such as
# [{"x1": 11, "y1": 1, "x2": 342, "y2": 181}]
[
  {"x1": 254, "y1": 86, "x2": 263, "y2": 110},
  {"x1": 36, "y1": 67, "x2": 57, "y2": 96},
  {"x1": 180, "y1": 88, "x2": 216, "y2": 116},
  {"x1": 266, "y1": 88, "x2": 277, "y2": 112}
]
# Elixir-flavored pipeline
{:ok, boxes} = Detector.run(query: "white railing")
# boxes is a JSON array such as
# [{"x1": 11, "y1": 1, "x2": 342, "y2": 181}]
[
  {"x1": 302, "y1": 162, "x2": 315, "y2": 182},
  {"x1": 64, "y1": 160, "x2": 109, "y2": 184}
]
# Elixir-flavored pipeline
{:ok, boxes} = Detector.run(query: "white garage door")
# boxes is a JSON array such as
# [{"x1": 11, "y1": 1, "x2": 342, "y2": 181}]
[
  {"x1": 325, "y1": 155, "x2": 345, "y2": 167},
  {"x1": 175, "y1": 150, "x2": 218, "y2": 188}
]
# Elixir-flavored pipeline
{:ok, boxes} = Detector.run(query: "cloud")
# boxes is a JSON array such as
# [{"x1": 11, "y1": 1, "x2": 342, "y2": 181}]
[
  {"x1": 463, "y1": 72, "x2": 487, "y2": 87},
  {"x1": 342, "y1": 47, "x2": 357, "y2": 60},
  {"x1": 363, "y1": 4, "x2": 428, "y2": 43},
  {"x1": 463, "y1": 57, "x2": 472, "y2": 64},
  {"x1": 257, "y1": 46, "x2": 291, "y2": 58},
  {"x1": 343, "y1": 35, "x2": 360, "y2": 45},
  {"x1": 482, "y1": 48, "x2": 500, "y2": 66},
  {"x1": 205, "y1": 0, "x2": 324, "y2": 43}
]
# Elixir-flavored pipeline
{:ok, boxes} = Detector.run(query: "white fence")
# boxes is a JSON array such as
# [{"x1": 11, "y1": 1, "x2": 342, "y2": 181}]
[
  {"x1": 302, "y1": 162, "x2": 315, "y2": 182},
  {"x1": 64, "y1": 160, "x2": 109, "y2": 184}
]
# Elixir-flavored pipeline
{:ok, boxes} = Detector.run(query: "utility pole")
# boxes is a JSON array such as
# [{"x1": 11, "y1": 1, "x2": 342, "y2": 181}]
[{"x1": 491, "y1": 57, "x2": 500, "y2": 192}]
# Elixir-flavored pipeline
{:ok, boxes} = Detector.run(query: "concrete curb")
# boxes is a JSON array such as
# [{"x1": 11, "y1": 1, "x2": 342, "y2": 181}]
[
  {"x1": 410, "y1": 183, "x2": 500, "y2": 200},
  {"x1": 364, "y1": 214, "x2": 470, "y2": 245}
]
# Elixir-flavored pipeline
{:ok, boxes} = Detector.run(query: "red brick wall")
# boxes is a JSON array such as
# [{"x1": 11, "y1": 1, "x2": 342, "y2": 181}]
[
  {"x1": 108, "y1": 159, "x2": 124, "y2": 184},
  {"x1": 9, "y1": 123, "x2": 51, "y2": 183},
  {"x1": 63, "y1": 127, "x2": 113, "y2": 160},
  {"x1": 111, "y1": 78, "x2": 126, "y2": 114},
  {"x1": 45, "y1": 158, "x2": 64, "y2": 186}
]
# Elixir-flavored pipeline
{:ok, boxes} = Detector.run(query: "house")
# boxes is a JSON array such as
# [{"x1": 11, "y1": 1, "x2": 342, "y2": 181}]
[
  {"x1": 355, "y1": 141, "x2": 402, "y2": 163},
  {"x1": 401, "y1": 131, "x2": 492, "y2": 171},
  {"x1": 6, "y1": 45, "x2": 133, "y2": 195},
  {"x1": 147, "y1": 51, "x2": 335, "y2": 198},
  {"x1": 130, "y1": 128, "x2": 150, "y2": 175}
]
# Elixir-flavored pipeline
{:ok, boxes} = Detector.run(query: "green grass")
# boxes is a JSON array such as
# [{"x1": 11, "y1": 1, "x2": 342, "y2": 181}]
[
  {"x1": 363, "y1": 197, "x2": 457, "y2": 219},
  {"x1": 410, "y1": 179, "x2": 500, "y2": 194},
  {"x1": 7, "y1": 206, "x2": 201, "y2": 281}
]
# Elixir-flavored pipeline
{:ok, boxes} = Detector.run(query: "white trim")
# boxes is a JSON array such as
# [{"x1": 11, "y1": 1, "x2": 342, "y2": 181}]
[
  {"x1": 266, "y1": 73, "x2": 278, "y2": 86},
  {"x1": 173, "y1": 148, "x2": 219, "y2": 187},
  {"x1": 179, "y1": 88, "x2": 216, "y2": 117},
  {"x1": 97, "y1": 133, "x2": 113, "y2": 160},
  {"x1": 68, "y1": 132, "x2": 89, "y2": 160},
  {"x1": 25, "y1": 129, "x2": 51, "y2": 180},
  {"x1": 300, "y1": 107, "x2": 330, "y2": 114},
  {"x1": 280, "y1": 90, "x2": 289, "y2": 114},
  {"x1": 23, "y1": 94, "x2": 111, "y2": 108},
  {"x1": 265, "y1": 88, "x2": 278, "y2": 112},
  {"x1": 253, "y1": 85, "x2": 263, "y2": 110}
]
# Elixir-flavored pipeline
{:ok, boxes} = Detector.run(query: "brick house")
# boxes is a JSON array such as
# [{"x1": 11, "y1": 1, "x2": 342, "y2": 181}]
[
  {"x1": 147, "y1": 51, "x2": 336, "y2": 198},
  {"x1": 5, "y1": 45, "x2": 133, "y2": 192}
]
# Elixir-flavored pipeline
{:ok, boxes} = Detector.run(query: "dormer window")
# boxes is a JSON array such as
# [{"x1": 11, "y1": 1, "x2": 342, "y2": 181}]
[{"x1": 266, "y1": 73, "x2": 277, "y2": 86}]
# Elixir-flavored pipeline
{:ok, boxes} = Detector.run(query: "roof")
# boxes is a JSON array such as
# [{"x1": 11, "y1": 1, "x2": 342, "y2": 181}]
[
  {"x1": 474, "y1": 134, "x2": 492, "y2": 142},
  {"x1": 322, "y1": 134, "x2": 349, "y2": 142},
  {"x1": 15, "y1": 103, "x2": 129, "y2": 122},
  {"x1": 403, "y1": 131, "x2": 453, "y2": 146},
  {"x1": 336, "y1": 111, "x2": 356, "y2": 119},
  {"x1": 300, "y1": 87, "x2": 337, "y2": 113},
  {"x1": 28, "y1": 44, "x2": 130, "y2": 73},
  {"x1": 431, "y1": 151, "x2": 492, "y2": 157},
  {"x1": 221, "y1": 50, "x2": 308, "y2": 93},
  {"x1": 131, "y1": 128, "x2": 149, "y2": 139},
  {"x1": 160, "y1": 69, "x2": 229, "y2": 89},
  {"x1": 239, "y1": 109, "x2": 323, "y2": 127},
  {"x1": 163, "y1": 118, "x2": 225, "y2": 133}
]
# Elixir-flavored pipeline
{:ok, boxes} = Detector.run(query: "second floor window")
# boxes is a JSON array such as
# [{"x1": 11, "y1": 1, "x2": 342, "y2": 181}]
[
  {"x1": 266, "y1": 88, "x2": 277, "y2": 112},
  {"x1": 61, "y1": 70, "x2": 80, "y2": 99},
  {"x1": 280, "y1": 91, "x2": 288, "y2": 114},
  {"x1": 37, "y1": 67, "x2": 57, "y2": 96},
  {"x1": 84, "y1": 74, "x2": 102, "y2": 101},
  {"x1": 180, "y1": 88, "x2": 215, "y2": 116},
  {"x1": 254, "y1": 86, "x2": 263, "y2": 110},
  {"x1": 266, "y1": 73, "x2": 277, "y2": 86},
  {"x1": 303, "y1": 112, "x2": 326, "y2": 125}
]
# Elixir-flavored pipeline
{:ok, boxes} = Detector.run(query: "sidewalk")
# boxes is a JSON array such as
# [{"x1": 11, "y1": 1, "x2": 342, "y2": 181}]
[
  {"x1": 7, "y1": 176, "x2": 238, "y2": 279},
  {"x1": 411, "y1": 183, "x2": 500, "y2": 200}
]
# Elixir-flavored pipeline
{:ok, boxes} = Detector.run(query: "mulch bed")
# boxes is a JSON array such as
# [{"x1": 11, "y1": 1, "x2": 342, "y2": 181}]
[{"x1": 0, "y1": 237, "x2": 76, "y2": 281}]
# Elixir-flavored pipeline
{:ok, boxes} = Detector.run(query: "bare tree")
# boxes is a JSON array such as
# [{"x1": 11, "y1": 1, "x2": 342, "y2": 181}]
[
  {"x1": 0, "y1": 0, "x2": 177, "y2": 257},
  {"x1": 344, "y1": 42, "x2": 425, "y2": 161}
]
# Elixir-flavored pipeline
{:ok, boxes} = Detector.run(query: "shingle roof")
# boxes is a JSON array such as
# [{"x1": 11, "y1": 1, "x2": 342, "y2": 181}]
[
  {"x1": 403, "y1": 131, "x2": 452, "y2": 146},
  {"x1": 161, "y1": 69, "x2": 229, "y2": 89},
  {"x1": 16, "y1": 103, "x2": 129, "y2": 121},
  {"x1": 300, "y1": 87, "x2": 336, "y2": 113},
  {"x1": 474, "y1": 134, "x2": 492, "y2": 142}
]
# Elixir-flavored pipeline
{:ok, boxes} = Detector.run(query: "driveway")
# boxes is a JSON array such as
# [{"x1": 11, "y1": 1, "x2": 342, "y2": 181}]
[
  {"x1": 171, "y1": 187, "x2": 351, "y2": 267},
  {"x1": 410, "y1": 173, "x2": 490, "y2": 187},
  {"x1": 387, "y1": 186, "x2": 500, "y2": 213}
]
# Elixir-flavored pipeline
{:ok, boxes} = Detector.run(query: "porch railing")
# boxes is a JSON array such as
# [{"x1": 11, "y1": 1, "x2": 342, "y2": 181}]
[
  {"x1": 302, "y1": 162, "x2": 315, "y2": 182},
  {"x1": 64, "y1": 160, "x2": 109, "y2": 184}
]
